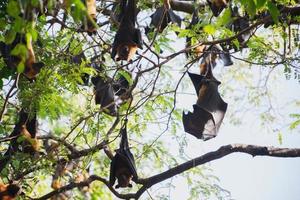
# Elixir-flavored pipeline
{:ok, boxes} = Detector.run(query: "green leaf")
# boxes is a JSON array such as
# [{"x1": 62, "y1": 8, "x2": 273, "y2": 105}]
[
  {"x1": 118, "y1": 70, "x2": 133, "y2": 85},
  {"x1": 6, "y1": 0, "x2": 20, "y2": 18},
  {"x1": 17, "y1": 61, "x2": 25, "y2": 73},
  {"x1": 277, "y1": 132, "x2": 282, "y2": 145},
  {"x1": 241, "y1": 0, "x2": 256, "y2": 17},
  {"x1": 255, "y1": 0, "x2": 267, "y2": 9},
  {"x1": 5, "y1": 29, "x2": 16, "y2": 44},
  {"x1": 267, "y1": 2, "x2": 280, "y2": 24},
  {"x1": 203, "y1": 25, "x2": 216, "y2": 35},
  {"x1": 216, "y1": 8, "x2": 232, "y2": 27}
]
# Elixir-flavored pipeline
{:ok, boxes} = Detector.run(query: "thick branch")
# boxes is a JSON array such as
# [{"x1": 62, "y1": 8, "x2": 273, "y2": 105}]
[
  {"x1": 134, "y1": 144, "x2": 300, "y2": 199},
  {"x1": 33, "y1": 144, "x2": 300, "y2": 200}
]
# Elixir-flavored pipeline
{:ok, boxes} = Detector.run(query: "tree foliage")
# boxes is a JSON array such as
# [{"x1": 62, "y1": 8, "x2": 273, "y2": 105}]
[{"x1": 0, "y1": 0, "x2": 300, "y2": 199}]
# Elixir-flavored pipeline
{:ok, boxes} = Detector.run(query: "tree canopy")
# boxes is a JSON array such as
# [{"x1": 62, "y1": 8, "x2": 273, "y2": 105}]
[{"x1": 0, "y1": 0, "x2": 300, "y2": 199}]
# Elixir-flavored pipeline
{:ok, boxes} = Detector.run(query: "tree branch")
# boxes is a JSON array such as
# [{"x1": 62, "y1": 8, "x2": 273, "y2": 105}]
[{"x1": 33, "y1": 144, "x2": 300, "y2": 200}]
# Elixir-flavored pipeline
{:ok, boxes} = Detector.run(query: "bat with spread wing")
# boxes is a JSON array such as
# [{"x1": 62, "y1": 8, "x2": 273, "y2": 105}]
[
  {"x1": 109, "y1": 125, "x2": 138, "y2": 188},
  {"x1": 182, "y1": 72, "x2": 227, "y2": 140},
  {"x1": 111, "y1": 0, "x2": 143, "y2": 62}
]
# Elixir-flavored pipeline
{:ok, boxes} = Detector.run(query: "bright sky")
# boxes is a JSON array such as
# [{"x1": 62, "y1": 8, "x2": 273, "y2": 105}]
[{"x1": 166, "y1": 59, "x2": 300, "y2": 200}]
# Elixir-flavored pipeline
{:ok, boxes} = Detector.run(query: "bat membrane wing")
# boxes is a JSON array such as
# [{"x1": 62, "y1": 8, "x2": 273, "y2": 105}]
[
  {"x1": 187, "y1": 72, "x2": 205, "y2": 96},
  {"x1": 167, "y1": 9, "x2": 181, "y2": 27},
  {"x1": 182, "y1": 104, "x2": 217, "y2": 140}
]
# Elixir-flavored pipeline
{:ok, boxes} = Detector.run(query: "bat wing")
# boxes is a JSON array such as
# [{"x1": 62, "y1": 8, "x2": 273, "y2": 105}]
[
  {"x1": 197, "y1": 80, "x2": 227, "y2": 133},
  {"x1": 133, "y1": 28, "x2": 143, "y2": 49},
  {"x1": 150, "y1": 7, "x2": 165, "y2": 28},
  {"x1": 219, "y1": 51, "x2": 233, "y2": 66},
  {"x1": 182, "y1": 104, "x2": 217, "y2": 140},
  {"x1": 187, "y1": 72, "x2": 205, "y2": 96},
  {"x1": 109, "y1": 156, "x2": 117, "y2": 186},
  {"x1": 167, "y1": 9, "x2": 181, "y2": 27}
]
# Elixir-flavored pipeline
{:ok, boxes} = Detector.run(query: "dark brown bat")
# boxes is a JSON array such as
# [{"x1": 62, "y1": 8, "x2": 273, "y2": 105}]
[
  {"x1": 228, "y1": 6, "x2": 250, "y2": 49},
  {"x1": 13, "y1": 109, "x2": 40, "y2": 154},
  {"x1": 91, "y1": 75, "x2": 117, "y2": 116},
  {"x1": 182, "y1": 72, "x2": 227, "y2": 140},
  {"x1": 0, "y1": 35, "x2": 44, "y2": 79},
  {"x1": 185, "y1": 10, "x2": 207, "y2": 58},
  {"x1": 109, "y1": 125, "x2": 137, "y2": 188},
  {"x1": 111, "y1": 0, "x2": 143, "y2": 62},
  {"x1": 207, "y1": 0, "x2": 229, "y2": 17},
  {"x1": 113, "y1": 71, "x2": 131, "y2": 102},
  {"x1": 200, "y1": 45, "x2": 233, "y2": 72},
  {"x1": 146, "y1": 0, "x2": 181, "y2": 34},
  {"x1": 0, "y1": 183, "x2": 21, "y2": 200}
]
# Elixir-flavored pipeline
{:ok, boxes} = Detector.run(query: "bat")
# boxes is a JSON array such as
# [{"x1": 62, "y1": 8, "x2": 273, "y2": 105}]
[
  {"x1": 0, "y1": 183, "x2": 21, "y2": 200},
  {"x1": 71, "y1": 52, "x2": 90, "y2": 85},
  {"x1": 109, "y1": 125, "x2": 138, "y2": 188},
  {"x1": 200, "y1": 45, "x2": 233, "y2": 72},
  {"x1": 8, "y1": 109, "x2": 40, "y2": 154},
  {"x1": 185, "y1": 11, "x2": 207, "y2": 58},
  {"x1": 146, "y1": 0, "x2": 181, "y2": 34},
  {"x1": 83, "y1": 0, "x2": 97, "y2": 35},
  {"x1": 51, "y1": 159, "x2": 75, "y2": 190},
  {"x1": 207, "y1": 0, "x2": 229, "y2": 17},
  {"x1": 0, "y1": 35, "x2": 44, "y2": 79},
  {"x1": 91, "y1": 75, "x2": 117, "y2": 116},
  {"x1": 113, "y1": 71, "x2": 131, "y2": 102},
  {"x1": 229, "y1": 6, "x2": 250, "y2": 49},
  {"x1": 182, "y1": 72, "x2": 227, "y2": 140},
  {"x1": 111, "y1": 0, "x2": 143, "y2": 62}
]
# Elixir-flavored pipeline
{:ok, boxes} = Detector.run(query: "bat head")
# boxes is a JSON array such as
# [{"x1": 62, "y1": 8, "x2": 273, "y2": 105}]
[
  {"x1": 116, "y1": 44, "x2": 138, "y2": 62},
  {"x1": 7, "y1": 184, "x2": 20, "y2": 197},
  {"x1": 116, "y1": 173, "x2": 132, "y2": 188}
]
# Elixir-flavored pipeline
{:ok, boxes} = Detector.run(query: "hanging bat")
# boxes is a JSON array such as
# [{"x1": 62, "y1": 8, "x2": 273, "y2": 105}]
[
  {"x1": 111, "y1": 0, "x2": 143, "y2": 62},
  {"x1": 7, "y1": 109, "x2": 40, "y2": 154},
  {"x1": 229, "y1": 6, "x2": 250, "y2": 49},
  {"x1": 91, "y1": 75, "x2": 117, "y2": 116},
  {"x1": 109, "y1": 126, "x2": 138, "y2": 188},
  {"x1": 0, "y1": 35, "x2": 44, "y2": 79},
  {"x1": 182, "y1": 72, "x2": 227, "y2": 140},
  {"x1": 200, "y1": 45, "x2": 233, "y2": 73},
  {"x1": 113, "y1": 71, "x2": 131, "y2": 102},
  {"x1": 83, "y1": 0, "x2": 97, "y2": 35},
  {"x1": 207, "y1": 0, "x2": 229, "y2": 17},
  {"x1": 71, "y1": 52, "x2": 90, "y2": 85},
  {"x1": 146, "y1": 0, "x2": 181, "y2": 34},
  {"x1": 0, "y1": 183, "x2": 21, "y2": 200}
]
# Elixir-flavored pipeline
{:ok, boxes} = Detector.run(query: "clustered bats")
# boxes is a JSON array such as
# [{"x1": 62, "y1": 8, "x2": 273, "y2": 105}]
[
  {"x1": 109, "y1": 125, "x2": 138, "y2": 188},
  {"x1": 0, "y1": 183, "x2": 21, "y2": 200},
  {"x1": 145, "y1": 0, "x2": 181, "y2": 34},
  {"x1": 111, "y1": 0, "x2": 143, "y2": 62},
  {"x1": 0, "y1": 35, "x2": 44, "y2": 80}
]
